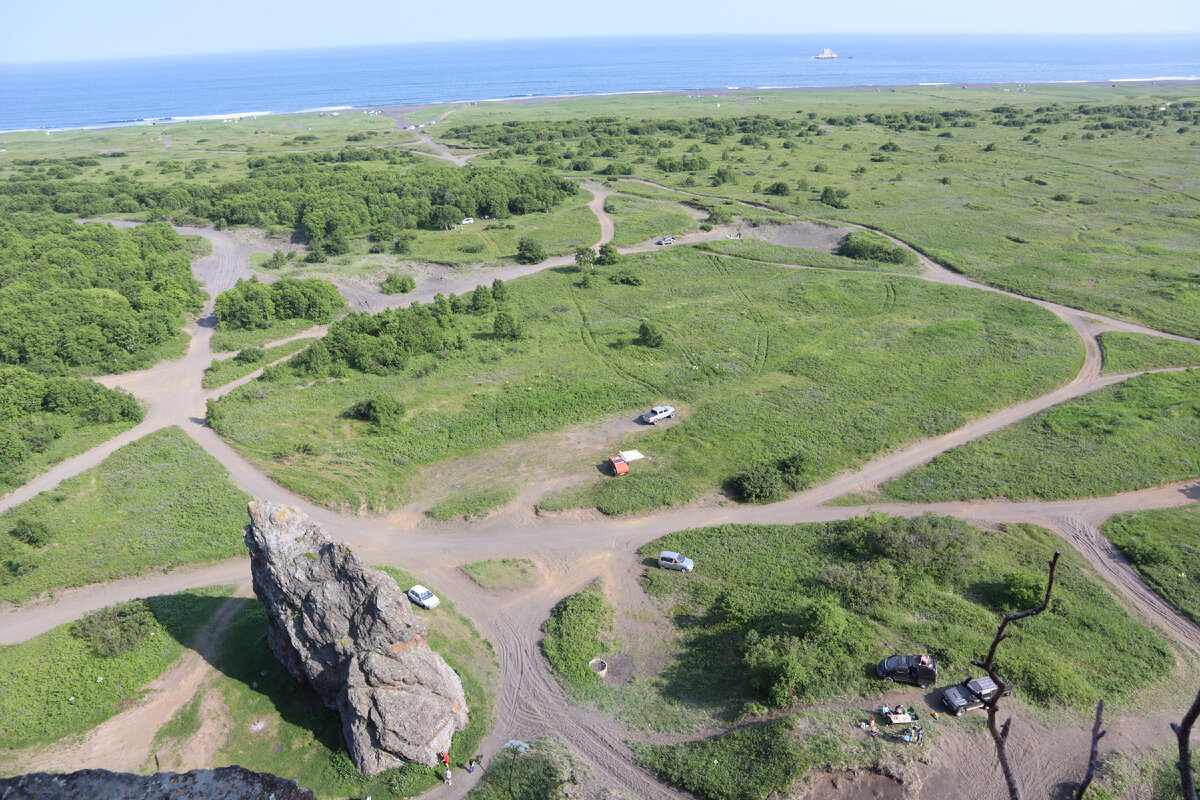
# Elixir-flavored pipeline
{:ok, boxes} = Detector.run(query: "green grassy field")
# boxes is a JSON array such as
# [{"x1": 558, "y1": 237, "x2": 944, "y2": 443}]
[
  {"x1": 1102, "y1": 505, "x2": 1200, "y2": 625},
  {"x1": 424, "y1": 488, "x2": 516, "y2": 521},
  {"x1": 0, "y1": 427, "x2": 251, "y2": 604},
  {"x1": 691, "y1": 239, "x2": 922, "y2": 274},
  {"x1": 459, "y1": 558, "x2": 539, "y2": 590},
  {"x1": 210, "y1": 317, "x2": 325, "y2": 353},
  {"x1": 443, "y1": 86, "x2": 1200, "y2": 338},
  {"x1": 202, "y1": 339, "x2": 314, "y2": 389},
  {"x1": 210, "y1": 247, "x2": 1080, "y2": 513},
  {"x1": 0, "y1": 419, "x2": 139, "y2": 496},
  {"x1": 1098, "y1": 332, "x2": 1200, "y2": 375},
  {"x1": 881, "y1": 369, "x2": 1200, "y2": 502},
  {"x1": 0, "y1": 586, "x2": 233, "y2": 751},
  {"x1": 636, "y1": 516, "x2": 1173, "y2": 718},
  {"x1": 191, "y1": 566, "x2": 496, "y2": 799},
  {"x1": 604, "y1": 192, "x2": 699, "y2": 247}
]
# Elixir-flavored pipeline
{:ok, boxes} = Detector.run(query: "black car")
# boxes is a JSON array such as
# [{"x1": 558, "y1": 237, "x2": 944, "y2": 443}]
[
  {"x1": 941, "y1": 676, "x2": 1013, "y2": 715},
  {"x1": 876, "y1": 654, "x2": 939, "y2": 688}
]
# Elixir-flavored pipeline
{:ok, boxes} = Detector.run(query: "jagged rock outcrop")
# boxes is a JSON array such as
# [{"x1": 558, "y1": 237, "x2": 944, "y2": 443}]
[
  {"x1": 0, "y1": 767, "x2": 315, "y2": 800},
  {"x1": 244, "y1": 501, "x2": 468, "y2": 774}
]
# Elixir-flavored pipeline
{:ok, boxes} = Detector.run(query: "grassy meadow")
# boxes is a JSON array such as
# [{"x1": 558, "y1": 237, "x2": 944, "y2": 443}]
[
  {"x1": 1102, "y1": 505, "x2": 1200, "y2": 625},
  {"x1": 1098, "y1": 332, "x2": 1200, "y2": 375},
  {"x1": 209, "y1": 247, "x2": 1080, "y2": 514},
  {"x1": 604, "y1": 192, "x2": 700, "y2": 247},
  {"x1": 0, "y1": 427, "x2": 250, "y2": 604},
  {"x1": 0, "y1": 586, "x2": 233, "y2": 752},
  {"x1": 459, "y1": 558, "x2": 539, "y2": 590},
  {"x1": 443, "y1": 86, "x2": 1200, "y2": 338},
  {"x1": 881, "y1": 369, "x2": 1200, "y2": 501},
  {"x1": 210, "y1": 317, "x2": 325, "y2": 353},
  {"x1": 202, "y1": 338, "x2": 315, "y2": 389}
]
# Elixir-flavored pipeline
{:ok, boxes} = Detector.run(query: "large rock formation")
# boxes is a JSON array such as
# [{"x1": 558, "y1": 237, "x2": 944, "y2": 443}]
[
  {"x1": 0, "y1": 767, "x2": 315, "y2": 800},
  {"x1": 244, "y1": 501, "x2": 468, "y2": 774}
]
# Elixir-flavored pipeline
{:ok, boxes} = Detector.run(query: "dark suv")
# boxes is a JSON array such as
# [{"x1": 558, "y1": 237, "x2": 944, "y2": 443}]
[
  {"x1": 941, "y1": 676, "x2": 1012, "y2": 715},
  {"x1": 876, "y1": 654, "x2": 939, "y2": 688}
]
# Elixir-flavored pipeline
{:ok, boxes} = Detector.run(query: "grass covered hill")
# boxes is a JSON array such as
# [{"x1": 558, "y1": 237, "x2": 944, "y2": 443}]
[
  {"x1": 0, "y1": 364, "x2": 143, "y2": 493},
  {"x1": 881, "y1": 369, "x2": 1200, "y2": 502},
  {"x1": 0, "y1": 215, "x2": 204, "y2": 374},
  {"x1": 208, "y1": 247, "x2": 1080, "y2": 513}
]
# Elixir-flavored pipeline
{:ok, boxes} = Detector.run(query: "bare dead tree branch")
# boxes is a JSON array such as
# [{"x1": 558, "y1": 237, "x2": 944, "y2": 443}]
[
  {"x1": 969, "y1": 551, "x2": 1061, "y2": 800},
  {"x1": 1172, "y1": 685, "x2": 1200, "y2": 800},
  {"x1": 1072, "y1": 700, "x2": 1106, "y2": 800}
]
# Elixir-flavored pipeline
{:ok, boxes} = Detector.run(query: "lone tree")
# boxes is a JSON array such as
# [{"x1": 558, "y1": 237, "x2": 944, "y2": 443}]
[
  {"x1": 493, "y1": 311, "x2": 524, "y2": 341},
  {"x1": 973, "y1": 551, "x2": 1200, "y2": 800},
  {"x1": 516, "y1": 236, "x2": 545, "y2": 264},
  {"x1": 638, "y1": 320, "x2": 664, "y2": 348},
  {"x1": 574, "y1": 246, "x2": 596, "y2": 271}
]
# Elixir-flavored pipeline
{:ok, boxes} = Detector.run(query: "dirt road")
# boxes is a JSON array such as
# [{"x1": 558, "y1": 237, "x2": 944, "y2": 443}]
[{"x1": 5, "y1": 166, "x2": 1200, "y2": 798}]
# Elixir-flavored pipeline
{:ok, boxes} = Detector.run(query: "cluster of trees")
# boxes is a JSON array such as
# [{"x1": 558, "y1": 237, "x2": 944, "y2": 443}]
[
  {"x1": 0, "y1": 364, "x2": 142, "y2": 487},
  {"x1": 730, "y1": 453, "x2": 810, "y2": 502},
  {"x1": 287, "y1": 278, "x2": 517, "y2": 377},
  {"x1": 213, "y1": 276, "x2": 344, "y2": 330},
  {"x1": 0, "y1": 160, "x2": 577, "y2": 260},
  {"x1": 0, "y1": 215, "x2": 203, "y2": 374}
]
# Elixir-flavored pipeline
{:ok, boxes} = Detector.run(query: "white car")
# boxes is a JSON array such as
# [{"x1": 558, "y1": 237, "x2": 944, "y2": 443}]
[
  {"x1": 461, "y1": 217, "x2": 474, "y2": 225},
  {"x1": 640, "y1": 405, "x2": 676, "y2": 424},
  {"x1": 407, "y1": 585, "x2": 440, "y2": 609}
]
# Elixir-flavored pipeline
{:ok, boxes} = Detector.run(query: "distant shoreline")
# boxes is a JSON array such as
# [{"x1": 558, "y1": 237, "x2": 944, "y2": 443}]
[{"x1": 4, "y1": 77, "x2": 1199, "y2": 136}]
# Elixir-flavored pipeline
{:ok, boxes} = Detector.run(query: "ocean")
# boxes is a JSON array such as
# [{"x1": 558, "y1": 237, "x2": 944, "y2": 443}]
[{"x1": 2, "y1": 34, "x2": 1199, "y2": 132}]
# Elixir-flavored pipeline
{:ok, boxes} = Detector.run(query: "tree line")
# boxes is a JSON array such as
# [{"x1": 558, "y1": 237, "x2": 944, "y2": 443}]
[{"x1": 214, "y1": 277, "x2": 345, "y2": 330}]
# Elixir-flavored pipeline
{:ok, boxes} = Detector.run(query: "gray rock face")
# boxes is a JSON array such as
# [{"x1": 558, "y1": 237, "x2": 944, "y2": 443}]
[
  {"x1": 0, "y1": 767, "x2": 315, "y2": 800},
  {"x1": 244, "y1": 501, "x2": 468, "y2": 774}
]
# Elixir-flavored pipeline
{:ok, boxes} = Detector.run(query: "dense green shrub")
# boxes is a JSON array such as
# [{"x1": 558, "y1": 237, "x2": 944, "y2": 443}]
[
  {"x1": 541, "y1": 581, "x2": 613, "y2": 691},
  {"x1": 493, "y1": 312, "x2": 524, "y2": 341},
  {"x1": 608, "y1": 270, "x2": 643, "y2": 286},
  {"x1": 731, "y1": 462, "x2": 785, "y2": 502},
  {"x1": 516, "y1": 236, "x2": 546, "y2": 264},
  {"x1": 8, "y1": 519, "x2": 52, "y2": 548},
  {"x1": 381, "y1": 274, "x2": 416, "y2": 294},
  {"x1": 595, "y1": 243, "x2": 620, "y2": 265},
  {"x1": 835, "y1": 230, "x2": 917, "y2": 265},
  {"x1": 346, "y1": 395, "x2": 405, "y2": 426},
  {"x1": 73, "y1": 600, "x2": 158, "y2": 658},
  {"x1": 638, "y1": 320, "x2": 664, "y2": 348},
  {"x1": 233, "y1": 347, "x2": 266, "y2": 365}
]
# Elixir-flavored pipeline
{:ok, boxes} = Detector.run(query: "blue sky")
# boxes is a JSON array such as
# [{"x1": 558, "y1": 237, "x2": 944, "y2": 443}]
[{"x1": 3, "y1": 0, "x2": 1199, "y2": 63}]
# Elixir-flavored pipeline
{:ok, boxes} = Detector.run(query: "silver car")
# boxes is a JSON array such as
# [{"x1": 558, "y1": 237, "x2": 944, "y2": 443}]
[{"x1": 658, "y1": 551, "x2": 694, "y2": 571}]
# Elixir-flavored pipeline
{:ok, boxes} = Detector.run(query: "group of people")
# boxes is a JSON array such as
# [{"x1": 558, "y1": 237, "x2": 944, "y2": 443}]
[
  {"x1": 860, "y1": 704, "x2": 934, "y2": 745},
  {"x1": 437, "y1": 751, "x2": 482, "y2": 786},
  {"x1": 902, "y1": 725, "x2": 926, "y2": 746}
]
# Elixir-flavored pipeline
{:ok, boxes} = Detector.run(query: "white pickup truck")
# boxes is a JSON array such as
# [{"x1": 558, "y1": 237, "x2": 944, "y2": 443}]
[{"x1": 640, "y1": 405, "x2": 675, "y2": 424}]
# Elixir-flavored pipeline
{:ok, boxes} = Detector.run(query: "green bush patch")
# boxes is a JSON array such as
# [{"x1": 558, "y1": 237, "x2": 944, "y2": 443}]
[{"x1": 542, "y1": 580, "x2": 613, "y2": 691}]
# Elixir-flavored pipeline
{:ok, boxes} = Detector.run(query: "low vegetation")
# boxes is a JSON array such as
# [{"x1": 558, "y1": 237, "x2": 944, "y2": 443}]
[
  {"x1": 1098, "y1": 332, "x2": 1200, "y2": 375},
  {"x1": 0, "y1": 586, "x2": 233, "y2": 749},
  {"x1": 691, "y1": 238, "x2": 921, "y2": 273},
  {"x1": 0, "y1": 427, "x2": 251, "y2": 604},
  {"x1": 638, "y1": 515, "x2": 1171, "y2": 716},
  {"x1": 425, "y1": 488, "x2": 516, "y2": 521},
  {"x1": 1102, "y1": 505, "x2": 1200, "y2": 625},
  {"x1": 881, "y1": 369, "x2": 1200, "y2": 501},
  {"x1": 465, "y1": 738, "x2": 590, "y2": 800},
  {"x1": 459, "y1": 558, "x2": 539, "y2": 590},
  {"x1": 542, "y1": 580, "x2": 613, "y2": 692},
  {"x1": 211, "y1": 248, "x2": 1080, "y2": 513},
  {"x1": 0, "y1": 365, "x2": 143, "y2": 492},
  {"x1": 636, "y1": 716, "x2": 851, "y2": 800},
  {"x1": 835, "y1": 229, "x2": 918, "y2": 266},
  {"x1": 0, "y1": 216, "x2": 203, "y2": 374},
  {"x1": 196, "y1": 567, "x2": 497, "y2": 799},
  {"x1": 209, "y1": 315, "x2": 325, "y2": 352},
  {"x1": 201, "y1": 338, "x2": 313, "y2": 390}
]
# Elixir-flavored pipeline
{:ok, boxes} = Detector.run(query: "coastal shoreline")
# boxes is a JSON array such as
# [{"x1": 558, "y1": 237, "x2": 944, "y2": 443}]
[{"x1": 5, "y1": 77, "x2": 1199, "y2": 136}]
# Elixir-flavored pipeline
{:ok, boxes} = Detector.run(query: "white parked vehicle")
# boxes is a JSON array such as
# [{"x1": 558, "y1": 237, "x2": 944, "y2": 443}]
[
  {"x1": 461, "y1": 218, "x2": 474, "y2": 225},
  {"x1": 640, "y1": 405, "x2": 676, "y2": 424},
  {"x1": 407, "y1": 585, "x2": 440, "y2": 609}
]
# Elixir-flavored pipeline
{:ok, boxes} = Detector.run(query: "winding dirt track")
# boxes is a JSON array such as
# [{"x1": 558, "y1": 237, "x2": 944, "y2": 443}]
[{"x1": 4, "y1": 163, "x2": 1200, "y2": 797}]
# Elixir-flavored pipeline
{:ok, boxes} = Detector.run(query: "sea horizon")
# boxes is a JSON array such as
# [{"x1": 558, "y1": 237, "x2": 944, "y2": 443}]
[{"x1": 2, "y1": 33, "x2": 1199, "y2": 133}]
